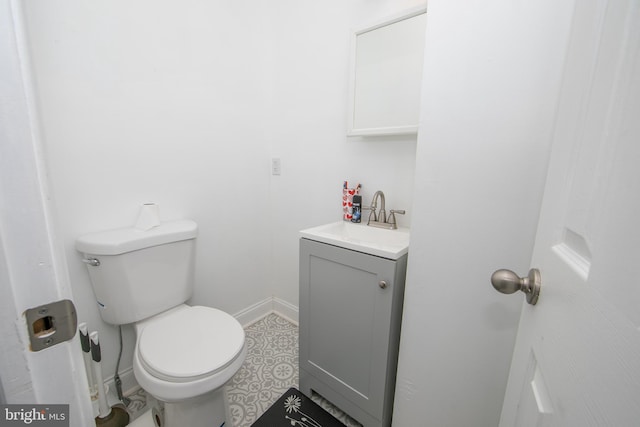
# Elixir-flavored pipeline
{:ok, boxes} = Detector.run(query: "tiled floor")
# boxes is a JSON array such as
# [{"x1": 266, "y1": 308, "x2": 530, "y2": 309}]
[
  {"x1": 226, "y1": 313, "x2": 300, "y2": 425},
  {"x1": 126, "y1": 313, "x2": 361, "y2": 427}
]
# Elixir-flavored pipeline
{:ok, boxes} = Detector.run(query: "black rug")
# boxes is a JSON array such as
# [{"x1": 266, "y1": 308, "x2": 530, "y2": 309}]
[{"x1": 251, "y1": 388, "x2": 346, "y2": 427}]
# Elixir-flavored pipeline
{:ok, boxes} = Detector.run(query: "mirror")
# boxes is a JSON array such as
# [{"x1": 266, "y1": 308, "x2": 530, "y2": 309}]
[{"x1": 348, "y1": 7, "x2": 427, "y2": 136}]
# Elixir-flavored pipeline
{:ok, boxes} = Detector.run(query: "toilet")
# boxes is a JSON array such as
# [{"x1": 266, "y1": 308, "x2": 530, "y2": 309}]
[{"x1": 76, "y1": 219, "x2": 246, "y2": 427}]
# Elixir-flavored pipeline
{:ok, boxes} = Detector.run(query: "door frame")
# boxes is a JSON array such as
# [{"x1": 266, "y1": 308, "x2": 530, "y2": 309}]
[{"x1": 0, "y1": 0, "x2": 93, "y2": 424}]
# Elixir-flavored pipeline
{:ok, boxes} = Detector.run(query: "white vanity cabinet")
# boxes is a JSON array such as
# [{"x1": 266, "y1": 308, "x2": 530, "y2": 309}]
[{"x1": 299, "y1": 238, "x2": 408, "y2": 427}]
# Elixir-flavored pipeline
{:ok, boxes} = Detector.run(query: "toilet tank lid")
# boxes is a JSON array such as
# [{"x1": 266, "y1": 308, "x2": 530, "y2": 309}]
[{"x1": 75, "y1": 220, "x2": 198, "y2": 255}]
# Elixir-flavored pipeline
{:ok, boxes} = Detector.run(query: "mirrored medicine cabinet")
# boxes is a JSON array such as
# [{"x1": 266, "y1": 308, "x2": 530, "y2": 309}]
[{"x1": 348, "y1": 6, "x2": 427, "y2": 137}]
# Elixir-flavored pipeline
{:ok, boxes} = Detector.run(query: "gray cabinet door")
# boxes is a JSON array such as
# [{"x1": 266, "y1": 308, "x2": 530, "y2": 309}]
[{"x1": 299, "y1": 238, "x2": 405, "y2": 423}]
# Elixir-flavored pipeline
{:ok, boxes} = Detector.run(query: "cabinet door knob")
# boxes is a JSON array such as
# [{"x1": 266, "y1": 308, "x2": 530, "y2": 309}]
[{"x1": 379, "y1": 280, "x2": 388, "y2": 289}]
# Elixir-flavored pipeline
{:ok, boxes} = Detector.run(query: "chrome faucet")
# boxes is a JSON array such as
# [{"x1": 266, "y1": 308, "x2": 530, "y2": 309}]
[
  {"x1": 365, "y1": 190, "x2": 405, "y2": 229},
  {"x1": 370, "y1": 190, "x2": 386, "y2": 223}
]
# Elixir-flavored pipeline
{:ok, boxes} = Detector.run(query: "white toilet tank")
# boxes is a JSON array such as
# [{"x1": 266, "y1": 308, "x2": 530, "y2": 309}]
[{"x1": 76, "y1": 220, "x2": 198, "y2": 325}]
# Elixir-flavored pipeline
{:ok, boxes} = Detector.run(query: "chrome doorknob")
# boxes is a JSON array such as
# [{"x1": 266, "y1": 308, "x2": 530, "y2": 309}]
[{"x1": 491, "y1": 268, "x2": 541, "y2": 305}]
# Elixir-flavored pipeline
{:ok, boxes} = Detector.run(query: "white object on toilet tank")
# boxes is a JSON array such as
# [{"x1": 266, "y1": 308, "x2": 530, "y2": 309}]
[
  {"x1": 76, "y1": 220, "x2": 198, "y2": 325},
  {"x1": 135, "y1": 203, "x2": 161, "y2": 231}
]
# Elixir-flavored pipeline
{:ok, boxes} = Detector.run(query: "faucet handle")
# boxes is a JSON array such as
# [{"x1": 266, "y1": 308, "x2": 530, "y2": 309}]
[
  {"x1": 362, "y1": 205, "x2": 377, "y2": 222},
  {"x1": 388, "y1": 210, "x2": 406, "y2": 227}
]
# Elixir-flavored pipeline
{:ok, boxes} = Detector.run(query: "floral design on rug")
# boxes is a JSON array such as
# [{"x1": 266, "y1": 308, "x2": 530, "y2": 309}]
[{"x1": 284, "y1": 393, "x2": 322, "y2": 427}]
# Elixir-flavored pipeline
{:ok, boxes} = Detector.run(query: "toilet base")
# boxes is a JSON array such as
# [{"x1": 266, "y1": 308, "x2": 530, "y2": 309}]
[
  {"x1": 164, "y1": 387, "x2": 228, "y2": 427},
  {"x1": 127, "y1": 410, "x2": 154, "y2": 427},
  {"x1": 130, "y1": 387, "x2": 229, "y2": 427}
]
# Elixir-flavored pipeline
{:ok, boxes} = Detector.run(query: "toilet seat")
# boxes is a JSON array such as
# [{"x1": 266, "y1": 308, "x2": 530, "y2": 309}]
[{"x1": 137, "y1": 306, "x2": 245, "y2": 383}]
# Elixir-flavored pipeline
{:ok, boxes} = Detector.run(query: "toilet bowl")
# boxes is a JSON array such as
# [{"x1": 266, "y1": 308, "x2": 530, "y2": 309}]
[
  {"x1": 133, "y1": 305, "x2": 246, "y2": 426},
  {"x1": 134, "y1": 304, "x2": 246, "y2": 402},
  {"x1": 76, "y1": 220, "x2": 246, "y2": 427}
]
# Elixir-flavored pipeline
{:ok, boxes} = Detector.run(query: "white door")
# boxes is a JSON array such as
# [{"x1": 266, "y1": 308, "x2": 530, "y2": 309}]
[{"x1": 499, "y1": 1, "x2": 640, "y2": 426}]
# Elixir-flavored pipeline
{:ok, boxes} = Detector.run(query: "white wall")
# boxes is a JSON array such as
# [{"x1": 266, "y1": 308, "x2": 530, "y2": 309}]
[
  {"x1": 20, "y1": 0, "x2": 424, "y2": 389},
  {"x1": 267, "y1": 0, "x2": 424, "y2": 308},
  {"x1": 21, "y1": 0, "x2": 275, "y2": 384},
  {"x1": 393, "y1": 1, "x2": 573, "y2": 425}
]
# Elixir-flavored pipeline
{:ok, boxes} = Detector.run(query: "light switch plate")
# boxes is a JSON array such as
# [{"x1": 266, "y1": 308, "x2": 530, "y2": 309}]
[{"x1": 271, "y1": 157, "x2": 281, "y2": 175}]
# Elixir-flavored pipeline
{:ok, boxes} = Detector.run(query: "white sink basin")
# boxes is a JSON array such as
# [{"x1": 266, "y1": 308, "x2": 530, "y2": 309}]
[{"x1": 299, "y1": 221, "x2": 410, "y2": 259}]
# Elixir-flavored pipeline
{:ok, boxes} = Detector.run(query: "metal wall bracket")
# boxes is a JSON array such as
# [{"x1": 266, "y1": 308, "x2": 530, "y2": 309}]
[{"x1": 25, "y1": 299, "x2": 78, "y2": 352}]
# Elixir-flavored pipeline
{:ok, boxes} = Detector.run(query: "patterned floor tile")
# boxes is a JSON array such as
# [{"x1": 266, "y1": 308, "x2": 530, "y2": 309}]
[
  {"x1": 227, "y1": 313, "x2": 299, "y2": 426},
  {"x1": 125, "y1": 313, "x2": 361, "y2": 427}
]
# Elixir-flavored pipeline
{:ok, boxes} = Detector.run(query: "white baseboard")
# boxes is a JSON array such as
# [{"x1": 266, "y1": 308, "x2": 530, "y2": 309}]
[
  {"x1": 233, "y1": 296, "x2": 299, "y2": 327},
  {"x1": 233, "y1": 298, "x2": 274, "y2": 327},
  {"x1": 272, "y1": 297, "x2": 299, "y2": 326}
]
